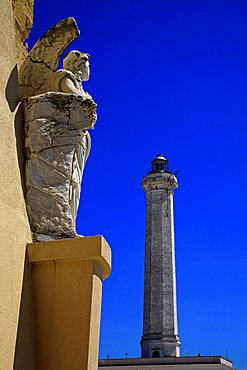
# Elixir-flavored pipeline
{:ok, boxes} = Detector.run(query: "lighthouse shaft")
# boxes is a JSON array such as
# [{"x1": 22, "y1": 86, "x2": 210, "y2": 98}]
[{"x1": 141, "y1": 171, "x2": 180, "y2": 358}]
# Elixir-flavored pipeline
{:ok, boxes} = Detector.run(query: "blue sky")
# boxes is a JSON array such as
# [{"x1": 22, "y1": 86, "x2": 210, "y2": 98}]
[{"x1": 28, "y1": 1, "x2": 247, "y2": 369}]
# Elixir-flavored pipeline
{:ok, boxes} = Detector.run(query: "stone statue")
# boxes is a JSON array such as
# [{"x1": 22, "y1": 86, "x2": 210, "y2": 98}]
[{"x1": 20, "y1": 18, "x2": 97, "y2": 240}]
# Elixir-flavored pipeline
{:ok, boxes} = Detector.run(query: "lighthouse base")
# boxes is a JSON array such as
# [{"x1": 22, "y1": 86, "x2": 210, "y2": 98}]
[{"x1": 140, "y1": 334, "x2": 180, "y2": 358}]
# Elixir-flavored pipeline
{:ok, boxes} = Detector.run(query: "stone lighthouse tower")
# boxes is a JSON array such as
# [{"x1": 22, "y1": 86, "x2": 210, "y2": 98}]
[{"x1": 140, "y1": 154, "x2": 180, "y2": 358}]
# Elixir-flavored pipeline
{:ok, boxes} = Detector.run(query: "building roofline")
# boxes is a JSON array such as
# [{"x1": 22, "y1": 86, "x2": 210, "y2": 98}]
[{"x1": 99, "y1": 356, "x2": 233, "y2": 367}]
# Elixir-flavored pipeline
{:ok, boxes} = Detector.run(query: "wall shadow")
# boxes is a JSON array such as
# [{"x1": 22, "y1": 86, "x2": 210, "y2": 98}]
[
  {"x1": 14, "y1": 104, "x2": 26, "y2": 195},
  {"x1": 6, "y1": 64, "x2": 26, "y2": 196},
  {"x1": 14, "y1": 252, "x2": 37, "y2": 370},
  {"x1": 5, "y1": 64, "x2": 20, "y2": 112}
]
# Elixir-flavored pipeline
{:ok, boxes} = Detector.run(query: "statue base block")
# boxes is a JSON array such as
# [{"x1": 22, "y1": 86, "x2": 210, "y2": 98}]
[
  {"x1": 23, "y1": 92, "x2": 97, "y2": 238},
  {"x1": 27, "y1": 235, "x2": 111, "y2": 370}
]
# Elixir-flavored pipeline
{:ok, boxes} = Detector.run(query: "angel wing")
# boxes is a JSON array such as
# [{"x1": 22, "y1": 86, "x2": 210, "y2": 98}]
[{"x1": 19, "y1": 17, "x2": 80, "y2": 99}]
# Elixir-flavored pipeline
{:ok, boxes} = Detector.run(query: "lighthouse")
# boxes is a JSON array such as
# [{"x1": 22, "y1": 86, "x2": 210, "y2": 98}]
[
  {"x1": 140, "y1": 154, "x2": 180, "y2": 358},
  {"x1": 99, "y1": 155, "x2": 235, "y2": 368}
]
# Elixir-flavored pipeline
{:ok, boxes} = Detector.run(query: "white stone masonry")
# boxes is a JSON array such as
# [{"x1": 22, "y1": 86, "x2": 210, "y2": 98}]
[{"x1": 141, "y1": 169, "x2": 180, "y2": 358}]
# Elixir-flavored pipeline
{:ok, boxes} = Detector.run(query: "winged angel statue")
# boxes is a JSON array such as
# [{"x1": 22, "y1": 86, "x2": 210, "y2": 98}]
[{"x1": 20, "y1": 18, "x2": 97, "y2": 240}]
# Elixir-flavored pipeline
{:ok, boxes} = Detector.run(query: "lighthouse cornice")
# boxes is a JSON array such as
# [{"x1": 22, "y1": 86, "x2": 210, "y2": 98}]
[{"x1": 142, "y1": 172, "x2": 178, "y2": 192}]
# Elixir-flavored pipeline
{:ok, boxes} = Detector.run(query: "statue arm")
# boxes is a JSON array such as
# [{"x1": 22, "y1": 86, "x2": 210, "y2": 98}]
[{"x1": 60, "y1": 78, "x2": 91, "y2": 99}]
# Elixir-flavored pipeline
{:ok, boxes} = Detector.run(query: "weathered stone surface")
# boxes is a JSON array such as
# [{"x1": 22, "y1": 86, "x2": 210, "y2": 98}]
[
  {"x1": 12, "y1": 0, "x2": 34, "y2": 63},
  {"x1": 20, "y1": 18, "x2": 98, "y2": 240},
  {"x1": 141, "y1": 169, "x2": 180, "y2": 358},
  {"x1": 19, "y1": 18, "x2": 80, "y2": 99},
  {"x1": 24, "y1": 93, "x2": 96, "y2": 131},
  {"x1": 24, "y1": 93, "x2": 96, "y2": 239}
]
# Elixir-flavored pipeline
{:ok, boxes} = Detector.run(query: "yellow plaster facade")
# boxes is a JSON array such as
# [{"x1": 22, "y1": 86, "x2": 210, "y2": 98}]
[{"x1": 0, "y1": 0, "x2": 34, "y2": 368}]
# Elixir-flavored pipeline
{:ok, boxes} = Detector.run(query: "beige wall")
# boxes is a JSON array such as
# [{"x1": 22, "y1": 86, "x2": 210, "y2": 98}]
[{"x1": 0, "y1": 0, "x2": 35, "y2": 368}]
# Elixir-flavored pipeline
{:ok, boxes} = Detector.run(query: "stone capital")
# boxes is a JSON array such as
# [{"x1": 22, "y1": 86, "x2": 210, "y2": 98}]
[
  {"x1": 27, "y1": 235, "x2": 111, "y2": 280},
  {"x1": 142, "y1": 172, "x2": 178, "y2": 193}
]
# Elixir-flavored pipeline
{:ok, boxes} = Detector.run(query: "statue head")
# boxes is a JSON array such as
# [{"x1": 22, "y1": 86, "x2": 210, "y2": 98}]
[{"x1": 63, "y1": 50, "x2": 90, "y2": 81}]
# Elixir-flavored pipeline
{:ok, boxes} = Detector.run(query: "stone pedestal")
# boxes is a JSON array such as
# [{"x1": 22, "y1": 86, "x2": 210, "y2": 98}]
[{"x1": 27, "y1": 235, "x2": 111, "y2": 370}]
